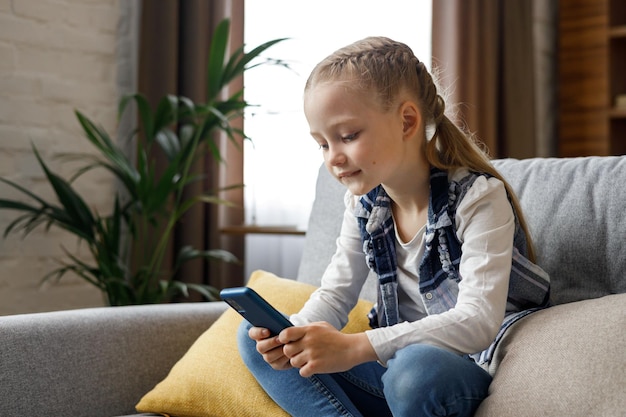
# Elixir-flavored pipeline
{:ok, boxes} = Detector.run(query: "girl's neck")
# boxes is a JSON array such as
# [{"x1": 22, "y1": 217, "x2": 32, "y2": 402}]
[
  {"x1": 382, "y1": 160, "x2": 430, "y2": 212},
  {"x1": 390, "y1": 197, "x2": 428, "y2": 243},
  {"x1": 384, "y1": 175, "x2": 429, "y2": 243},
  {"x1": 383, "y1": 158, "x2": 431, "y2": 243}
]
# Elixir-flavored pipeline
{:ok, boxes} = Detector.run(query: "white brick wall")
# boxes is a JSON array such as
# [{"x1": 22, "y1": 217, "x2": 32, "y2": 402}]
[{"x1": 0, "y1": 0, "x2": 134, "y2": 315}]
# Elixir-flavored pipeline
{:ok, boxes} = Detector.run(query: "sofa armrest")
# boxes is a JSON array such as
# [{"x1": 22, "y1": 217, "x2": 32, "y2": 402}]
[{"x1": 0, "y1": 302, "x2": 228, "y2": 417}]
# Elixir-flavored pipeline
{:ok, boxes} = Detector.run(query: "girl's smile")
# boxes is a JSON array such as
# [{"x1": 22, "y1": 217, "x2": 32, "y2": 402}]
[{"x1": 337, "y1": 169, "x2": 361, "y2": 179}]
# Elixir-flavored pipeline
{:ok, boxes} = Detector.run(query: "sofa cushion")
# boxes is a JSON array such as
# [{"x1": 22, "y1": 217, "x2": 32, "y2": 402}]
[
  {"x1": 493, "y1": 156, "x2": 626, "y2": 305},
  {"x1": 136, "y1": 270, "x2": 373, "y2": 417},
  {"x1": 475, "y1": 293, "x2": 626, "y2": 417}
]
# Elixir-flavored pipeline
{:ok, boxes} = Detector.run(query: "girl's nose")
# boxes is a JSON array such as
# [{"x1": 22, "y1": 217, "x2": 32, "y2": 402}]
[{"x1": 327, "y1": 145, "x2": 346, "y2": 166}]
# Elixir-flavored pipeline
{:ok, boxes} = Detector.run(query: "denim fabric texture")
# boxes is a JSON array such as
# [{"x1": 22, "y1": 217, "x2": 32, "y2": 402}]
[{"x1": 238, "y1": 321, "x2": 492, "y2": 417}]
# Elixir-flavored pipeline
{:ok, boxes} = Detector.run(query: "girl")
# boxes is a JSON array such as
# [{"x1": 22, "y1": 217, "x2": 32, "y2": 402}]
[{"x1": 238, "y1": 37, "x2": 550, "y2": 417}]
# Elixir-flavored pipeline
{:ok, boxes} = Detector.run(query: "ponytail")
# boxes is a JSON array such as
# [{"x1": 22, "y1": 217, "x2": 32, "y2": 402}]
[{"x1": 426, "y1": 114, "x2": 536, "y2": 261}]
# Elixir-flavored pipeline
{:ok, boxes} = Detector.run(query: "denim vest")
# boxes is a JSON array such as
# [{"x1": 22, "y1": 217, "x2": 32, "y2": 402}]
[{"x1": 355, "y1": 167, "x2": 551, "y2": 364}]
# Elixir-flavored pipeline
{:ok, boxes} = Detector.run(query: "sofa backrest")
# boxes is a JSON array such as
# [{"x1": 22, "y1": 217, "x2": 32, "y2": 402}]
[
  {"x1": 492, "y1": 157, "x2": 626, "y2": 304},
  {"x1": 297, "y1": 164, "x2": 378, "y2": 301},
  {"x1": 297, "y1": 156, "x2": 626, "y2": 306}
]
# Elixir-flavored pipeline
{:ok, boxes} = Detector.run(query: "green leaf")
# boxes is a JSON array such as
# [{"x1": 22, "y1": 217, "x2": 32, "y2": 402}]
[
  {"x1": 32, "y1": 146, "x2": 96, "y2": 240},
  {"x1": 0, "y1": 176, "x2": 51, "y2": 207},
  {"x1": 75, "y1": 111, "x2": 117, "y2": 153},
  {"x1": 0, "y1": 199, "x2": 41, "y2": 212},
  {"x1": 177, "y1": 96, "x2": 197, "y2": 119},
  {"x1": 133, "y1": 94, "x2": 155, "y2": 142},
  {"x1": 153, "y1": 94, "x2": 178, "y2": 133},
  {"x1": 74, "y1": 111, "x2": 140, "y2": 191},
  {"x1": 222, "y1": 38, "x2": 289, "y2": 88},
  {"x1": 206, "y1": 19, "x2": 230, "y2": 101},
  {"x1": 159, "y1": 279, "x2": 220, "y2": 302},
  {"x1": 178, "y1": 124, "x2": 195, "y2": 149},
  {"x1": 44, "y1": 249, "x2": 104, "y2": 289},
  {"x1": 3, "y1": 211, "x2": 43, "y2": 237},
  {"x1": 185, "y1": 282, "x2": 220, "y2": 301},
  {"x1": 155, "y1": 129, "x2": 181, "y2": 160},
  {"x1": 175, "y1": 245, "x2": 238, "y2": 266}
]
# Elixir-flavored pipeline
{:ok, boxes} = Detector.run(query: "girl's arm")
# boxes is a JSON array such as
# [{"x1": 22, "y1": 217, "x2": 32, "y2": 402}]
[
  {"x1": 253, "y1": 192, "x2": 373, "y2": 374},
  {"x1": 291, "y1": 192, "x2": 371, "y2": 329}
]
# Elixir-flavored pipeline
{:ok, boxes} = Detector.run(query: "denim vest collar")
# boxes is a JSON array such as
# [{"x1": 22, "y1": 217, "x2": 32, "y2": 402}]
[{"x1": 356, "y1": 167, "x2": 464, "y2": 326}]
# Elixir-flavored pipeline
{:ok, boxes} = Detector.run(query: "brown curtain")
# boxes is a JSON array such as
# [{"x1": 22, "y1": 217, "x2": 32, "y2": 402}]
[
  {"x1": 138, "y1": 0, "x2": 245, "y2": 296},
  {"x1": 431, "y1": 0, "x2": 557, "y2": 158}
]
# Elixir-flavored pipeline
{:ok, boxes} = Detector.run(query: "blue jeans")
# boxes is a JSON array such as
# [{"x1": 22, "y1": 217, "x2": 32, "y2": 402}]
[{"x1": 237, "y1": 321, "x2": 492, "y2": 417}]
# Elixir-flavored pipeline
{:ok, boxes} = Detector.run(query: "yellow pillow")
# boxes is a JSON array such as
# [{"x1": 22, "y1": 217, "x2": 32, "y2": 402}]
[{"x1": 136, "y1": 270, "x2": 374, "y2": 417}]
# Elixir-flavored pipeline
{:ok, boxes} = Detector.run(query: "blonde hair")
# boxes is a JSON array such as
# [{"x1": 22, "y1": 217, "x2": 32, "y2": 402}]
[{"x1": 305, "y1": 37, "x2": 535, "y2": 260}]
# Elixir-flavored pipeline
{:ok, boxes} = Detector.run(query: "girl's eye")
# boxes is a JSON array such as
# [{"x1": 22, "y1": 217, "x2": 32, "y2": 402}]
[
  {"x1": 341, "y1": 132, "x2": 359, "y2": 142},
  {"x1": 318, "y1": 143, "x2": 329, "y2": 151}
]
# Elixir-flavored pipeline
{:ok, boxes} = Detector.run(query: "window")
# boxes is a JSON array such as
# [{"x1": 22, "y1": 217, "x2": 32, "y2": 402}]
[{"x1": 243, "y1": 1, "x2": 432, "y2": 278}]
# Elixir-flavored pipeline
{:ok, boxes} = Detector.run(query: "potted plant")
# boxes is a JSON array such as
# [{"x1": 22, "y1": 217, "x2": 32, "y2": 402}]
[{"x1": 0, "y1": 19, "x2": 286, "y2": 306}]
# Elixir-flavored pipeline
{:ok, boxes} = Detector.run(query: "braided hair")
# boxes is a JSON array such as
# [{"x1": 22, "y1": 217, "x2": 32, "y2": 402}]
[{"x1": 305, "y1": 37, "x2": 536, "y2": 261}]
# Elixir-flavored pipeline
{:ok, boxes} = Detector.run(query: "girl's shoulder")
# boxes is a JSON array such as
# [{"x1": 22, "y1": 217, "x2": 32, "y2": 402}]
[
  {"x1": 448, "y1": 166, "x2": 471, "y2": 183},
  {"x1": 450, "y1": 168, "x2": 508, "y2": 213},
  {"x1": 449, "y1": 167, "x2": 504, "y2": 191}
]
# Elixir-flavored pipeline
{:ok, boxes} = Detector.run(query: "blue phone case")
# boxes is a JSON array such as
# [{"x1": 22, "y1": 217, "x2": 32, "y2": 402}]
[{"x1": 220, "y1": 287, "x2": 293, "y2": 335}]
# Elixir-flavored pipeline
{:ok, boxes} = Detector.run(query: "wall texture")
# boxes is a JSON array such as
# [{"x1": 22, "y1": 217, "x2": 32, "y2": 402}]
[{"x1": 0, "y1": 0, "x2": 133, "y2": 314}]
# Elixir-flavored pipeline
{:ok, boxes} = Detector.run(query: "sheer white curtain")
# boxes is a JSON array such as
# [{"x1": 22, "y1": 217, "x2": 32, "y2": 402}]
[{"x1": 243, "y1": 0, "x2": 432, "y2": 279}]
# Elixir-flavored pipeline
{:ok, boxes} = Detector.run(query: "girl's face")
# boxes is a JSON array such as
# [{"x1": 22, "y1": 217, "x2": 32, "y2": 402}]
[{"x1": 304, "y1": 81, "x2": 408, "y2": 196}]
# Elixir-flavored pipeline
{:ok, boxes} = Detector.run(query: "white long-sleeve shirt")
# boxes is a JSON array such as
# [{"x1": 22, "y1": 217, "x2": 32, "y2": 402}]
[{"x1": 291, "y1": 169, "x2": 514, "y2": 365}]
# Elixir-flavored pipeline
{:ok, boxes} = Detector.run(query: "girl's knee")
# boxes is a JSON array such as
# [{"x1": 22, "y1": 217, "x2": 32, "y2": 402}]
[
  {"x1": 236, "y1": 320, "x2": 258, "y2": 365},
  {"x1": 382, "y1": 344, "x2": 491, "y2": 416},
  {"x1": 236, "y1": 319, "x2": 252, "y2": 344},
  {"x1": 386, "y1": 344, "x2": 484, "y2": 382},
  {"x1": 383, "y1": 344, "x2": 442, "y2": 394}
]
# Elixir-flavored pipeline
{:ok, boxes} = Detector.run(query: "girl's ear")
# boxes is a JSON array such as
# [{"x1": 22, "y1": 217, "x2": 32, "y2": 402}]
[{"x1": 400, "y1": 101, "x2": 422, "y2": 140}]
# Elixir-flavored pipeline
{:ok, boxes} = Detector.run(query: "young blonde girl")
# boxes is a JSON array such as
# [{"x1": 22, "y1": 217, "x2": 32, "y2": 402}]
[{"x1": 238, "y1": 37, "x2": 550, "y2": 417}]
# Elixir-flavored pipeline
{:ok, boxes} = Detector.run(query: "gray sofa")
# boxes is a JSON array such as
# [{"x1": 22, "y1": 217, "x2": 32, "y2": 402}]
[{"x1": 1, "y1": 156, "x2": 625, "y2": 417}]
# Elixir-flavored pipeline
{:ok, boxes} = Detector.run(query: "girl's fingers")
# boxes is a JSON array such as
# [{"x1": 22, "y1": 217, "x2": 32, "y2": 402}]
[{"x1": 248, "y1": 326, "x2": 271, "y2": 341}]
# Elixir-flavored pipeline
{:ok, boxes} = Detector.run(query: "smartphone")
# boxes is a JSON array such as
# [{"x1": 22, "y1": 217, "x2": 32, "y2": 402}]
[{"x1": 219, "y1": 287, "x2": 293, "y2": 336}]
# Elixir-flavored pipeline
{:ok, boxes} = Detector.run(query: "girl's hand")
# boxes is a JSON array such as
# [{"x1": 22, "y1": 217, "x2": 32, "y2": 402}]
[
  {"x1": 278, "y1": 322, "x2": 377, "y2": 378},
  {"x1": 248, "y1": 326, "x2": 292, "y2": 370}
]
